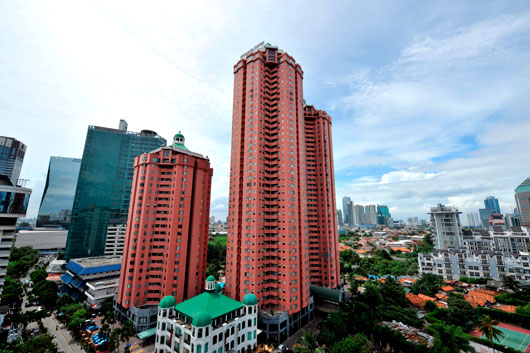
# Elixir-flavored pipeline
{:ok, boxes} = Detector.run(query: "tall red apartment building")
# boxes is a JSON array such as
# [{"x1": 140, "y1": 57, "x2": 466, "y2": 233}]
[
  {"x1": 304, "y1": 105, "x2": 340, "y2": 289},
  {"x1": 116, "y1": 133, "x2": 213, "y2": 331},
  {"x1": 226, "y1": 43, "x2": 340, "y2": 341}
]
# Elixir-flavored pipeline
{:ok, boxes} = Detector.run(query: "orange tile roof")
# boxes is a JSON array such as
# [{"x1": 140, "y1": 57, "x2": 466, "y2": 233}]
[
  {"x1": 474, "y1": 288, "x2": 499, "y2": 296},
  {"x1": 468, "y1": 290, "x2": 496, "y2": 303},
  {"x1": 355, "y1": 276, "x2": 368, "y2": 281},
  {"x1": 356, "y1": 249, "x2": 371, "y2": 254},
  {"x1": 406, "y1": 293, "x2": 436, "y2": 308},
  {"x1": 434, "y1": 293, "x2": 447, "y2": 300},
  {"x1": 441, "y1": 286, "x2": 454, "y2": 292},
  {"x1": 339, "y1": 244, "x2": 354, "y2": 252},
  {"x1": 418, "y1": 294, "x2": 436, "y2": 302},
  {"x1": 391, "y1": 247, "x2": 411, "y2": 253},
  {"x1": 436, "y1": 301, "x2": 447, "y2": 308},
  {"x1": 465, "y1": 295, "x2": 488, "y2": 307},
  {"x1": 398, "y1": 277, "x2": 416, "y2": 285},
  {"x1": 497, "y1": 305, "x2": 516, "y2": 313}
]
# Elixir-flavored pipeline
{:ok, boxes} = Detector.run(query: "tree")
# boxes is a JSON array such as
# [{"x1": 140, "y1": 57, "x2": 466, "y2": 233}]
[
  {"x1": 447, "y1": 293, "x2": 474, "y2": 329},
  {"x1": 13, "y1": 333, "x2": 59, "y2": 353},
  {"x1": 30, "y1": 269, "x2": 48, "y2": 284},
  {"x1": 1, "y1": 276, "x2": 23, "y2": 307},
  {"x1": 412, "y1": 273, "x2": 444, "y2": 296},
  {"x1": 294, "y1": 330, "x2": 320, "y2": 353},
  {"x1": 120, "y1": 320, "x2": 136, "y2": 346},
  {"x1": 31, "y1": 280, "x2": 59, "y2": 310},
  {"x1": 502, "y1": 276, "x2": 521, "y2": 293},
  {"x1": 68, "y1": 308, "x2": 89, "y2": 332},
  {"x1": 477, "y1": 315, "x2": 504, "y2": 352},
  {"x1": 431, "y1": 324, "x2": 473, "y2": 353},
  {"x1": 318, "y1": 312, "x2": 351, "y2": 348},
  {"x1": 331, "y1": 334, "x2": 371, "y2": 353},
  {"x1": 424, "y1": 300, "x2": 437, "y2": 312}
]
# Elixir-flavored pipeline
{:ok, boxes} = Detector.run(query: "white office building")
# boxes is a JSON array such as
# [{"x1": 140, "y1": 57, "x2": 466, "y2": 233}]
[{"x1": 104, "y1": 223, "x2": 126, "y2": 256}]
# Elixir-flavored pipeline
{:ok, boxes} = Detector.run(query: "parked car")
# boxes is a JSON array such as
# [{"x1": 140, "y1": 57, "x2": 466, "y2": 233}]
[{"x1": 278, "y1": 344, "x2": 287, "y2": 351}]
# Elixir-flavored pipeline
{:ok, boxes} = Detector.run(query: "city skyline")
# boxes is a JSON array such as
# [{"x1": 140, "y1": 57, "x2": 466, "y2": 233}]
[{"x1": 2, "y1": 2, "x2": 530, "y2": 221}]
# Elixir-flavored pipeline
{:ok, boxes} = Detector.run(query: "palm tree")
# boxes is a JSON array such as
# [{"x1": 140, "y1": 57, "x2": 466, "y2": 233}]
[
  {"x1": 502, "y1": 276, "x2": 520, "y2": 292},
  {"x1": 294, "y1": 330, "x2": 323, "y2": 353},
  {"x1": 431, "y1": 324, "x2": 474, "y2": 353},
  {"x1": 477, "y1": 315, "x2": 504, "y2": 352}
]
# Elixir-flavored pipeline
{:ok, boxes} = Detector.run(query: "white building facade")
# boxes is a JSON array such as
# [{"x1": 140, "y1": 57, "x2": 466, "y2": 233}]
[
  {"x1": 418, "y1": 249, "x2": 530, "y2": 283},
  {"x1": 155, "y1": 277, "x2": 258, "y2": 353},
  {"x1": 104, "y1": 223, "x2": 126, "y2": 256},
  {"x1": 429, "y1": 204, "x2": 463, "y2": 250}
]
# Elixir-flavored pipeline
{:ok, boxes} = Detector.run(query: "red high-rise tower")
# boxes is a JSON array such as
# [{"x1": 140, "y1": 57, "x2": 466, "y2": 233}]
[
  {"x1": 304, "y1": 105, "x2": 340, "y2": 288},
  {"x1": 226, "y1": 43, "x2": 340, "y2": 341},
  {"x1": 116, "y1": 132, "x2": 213, "y2": 331}
]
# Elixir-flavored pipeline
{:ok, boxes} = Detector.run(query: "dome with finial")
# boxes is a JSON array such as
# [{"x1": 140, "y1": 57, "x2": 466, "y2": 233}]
[
  {"x1": 205, "y1": 276, "x2": 216, "y2": 291},
  {"x1": 242, "y1": 293, "x2": 258, "y2": 306},
  {"x1": 172, "y1": 131, "x2": 188, "y2": 150},
  {"x1": 192, "y1": 311, "x2": 212, "y2": 327},
  {"x1": 159, "y1": 295, "x2": 176, "y2": 309}
]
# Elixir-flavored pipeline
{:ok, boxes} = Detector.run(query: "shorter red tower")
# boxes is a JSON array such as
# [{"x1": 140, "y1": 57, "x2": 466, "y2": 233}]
[{"x1": 117, "y1": 132, "x2": 213, "y2": 314}]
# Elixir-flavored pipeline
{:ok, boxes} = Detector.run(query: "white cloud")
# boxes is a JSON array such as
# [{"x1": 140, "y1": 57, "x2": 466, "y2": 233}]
[{"x1": 332, "y1": 12, "x2": 530, "y2": 219}]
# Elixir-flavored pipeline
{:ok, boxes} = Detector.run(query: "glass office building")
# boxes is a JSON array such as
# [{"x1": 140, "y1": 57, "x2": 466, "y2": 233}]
[
  {"x1": 65, "y1": 122, "x2": 166, "y2": 259},
  {"x1": 0, "y1": 136, "x2": 26, "y2": 186},
  {"x1": 37, "y1": 157, "x2": 82, "y2": 228}
]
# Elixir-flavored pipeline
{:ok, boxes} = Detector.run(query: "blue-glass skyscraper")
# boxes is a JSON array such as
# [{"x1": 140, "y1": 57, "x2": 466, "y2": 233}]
[
  {"x1": 37, "y1": 156, "x2": 81, "y2": 228},
  {"x1": 65, "y1": 121, "x2": 166, "y2": 259},
  {"x1": 484, "y1": 196, "x2": 501, "y2": 215},
  {"x1": 377, "y1": 205, "x2": 391, "y2": 225}
]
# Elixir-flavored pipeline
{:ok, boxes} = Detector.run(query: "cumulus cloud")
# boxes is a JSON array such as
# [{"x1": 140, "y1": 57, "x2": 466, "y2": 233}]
[{"x1": 333, "y1": 12, "x2": 530, "y2": 219}]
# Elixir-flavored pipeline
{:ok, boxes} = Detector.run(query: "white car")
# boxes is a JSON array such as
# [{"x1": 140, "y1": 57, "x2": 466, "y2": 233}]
[{"x1": 278, "y1": 344, "x2": 287, "y2": 351}]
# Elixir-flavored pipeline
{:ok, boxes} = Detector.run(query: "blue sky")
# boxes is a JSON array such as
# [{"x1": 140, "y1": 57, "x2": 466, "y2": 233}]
[{"x1": 2, "y1": 1, "x2": 530, "y2": 221}]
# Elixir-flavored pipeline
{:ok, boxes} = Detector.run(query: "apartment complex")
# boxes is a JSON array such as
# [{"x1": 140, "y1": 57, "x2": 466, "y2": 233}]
[
  {"x1": 116, "y1": 133, "x2": 213, "y2": 330},
  {"x1": 225, "y1": 42, "x2": 339, "y2": 341},
  {"x1": 429, "y1": 204, "x2": 463, "y2": 250}
]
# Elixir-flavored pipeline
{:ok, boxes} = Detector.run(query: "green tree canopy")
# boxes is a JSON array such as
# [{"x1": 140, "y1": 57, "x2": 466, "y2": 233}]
[
  {"x1": 412, "y1": 273, "x2": 444, "y2": 296},
  {"x1": 330, "y1": 334, "x2": 371, "y2": 353}
]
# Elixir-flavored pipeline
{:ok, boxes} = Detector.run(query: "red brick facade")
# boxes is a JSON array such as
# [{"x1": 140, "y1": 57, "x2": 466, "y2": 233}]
[
  {"x1": 225, "y1": 44, "x2": 340, "y2": 315},
  {"x1": 117, "y1": 142, "x2": 213, "y2": 309}
]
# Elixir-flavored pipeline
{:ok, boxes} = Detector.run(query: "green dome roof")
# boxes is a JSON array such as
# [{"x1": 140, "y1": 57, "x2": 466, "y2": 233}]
[
  {"x1": 159, "y1": 295, "x2": 176, "y2": 309},
  {"x1": 206, "y1": 275, "x2": 216, "y2": 282},
  {"x1": 242, "y1": 293, "x2": 258, "y2": 306},
  {"x1": 192, "y1": 311, "x2": 212, "y2": 327},
  {"x1": 174, "y1": 132, "x2": 184, "y2": 139}
]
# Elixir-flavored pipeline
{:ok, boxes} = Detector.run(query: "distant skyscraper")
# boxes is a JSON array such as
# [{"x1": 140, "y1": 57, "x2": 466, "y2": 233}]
[
  {"x1": 466, "y1": 213, "x2": 480, "y2": 227},
  {"x1": 37, "y1": 156, "x2": 81, "y2": 228},
  {"x1": 226, "y1": 43, "x2": 339, "y2": 339},
  {"x1": 337, "y1": 210, "x2": 344, "y2": 227},
  {"x1": 376, "y1": 205, "x2": 391, "y2": 226},
  {"x1": 116, "y1": 133, "x2": 212, "y2": 330},
  {"x1": 65, "y1": 121, "x2": 166, "y2": 259},
  {"x1": 479, "y1": 208, "x2": 493, "y2": 228},
  {"x1": 484, "y1": 196, "x2": 501, "y2": 215},
  {"x1": 429, "y1": 204, "x2": 463, "y2": 250},
  {"x1": 0, "y1": 136, "x2": 26, "y2": 186},
  {"x1": 342, "y1": 196, "x2": 352, "y2": 225},
  {"x1": 365, "y1": 205, "x2": 377, "y2": 225},
  {"x1": 515, "y1": 177, "x2": 530, "y2": 227},
  {"x1": 354, "y1": 204, "x2": 365, "y2": 225}
]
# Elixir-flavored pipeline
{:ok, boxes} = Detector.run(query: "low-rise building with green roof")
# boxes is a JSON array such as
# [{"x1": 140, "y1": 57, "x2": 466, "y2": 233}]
[{"x1": 155, "y1": 277, "x2": 258, "y2": 353}]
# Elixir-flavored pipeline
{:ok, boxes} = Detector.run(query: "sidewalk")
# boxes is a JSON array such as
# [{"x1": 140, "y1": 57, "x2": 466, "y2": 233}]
[{"x1": 42, "y1": 314, "x2": 84, "y2": 353}]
